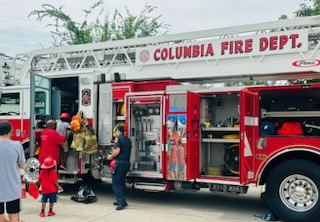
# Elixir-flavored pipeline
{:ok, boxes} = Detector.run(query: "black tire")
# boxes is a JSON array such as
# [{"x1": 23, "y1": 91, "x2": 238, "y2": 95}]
[{"x1": 265, "y1": 159, "x2": 320, "y2": 222}]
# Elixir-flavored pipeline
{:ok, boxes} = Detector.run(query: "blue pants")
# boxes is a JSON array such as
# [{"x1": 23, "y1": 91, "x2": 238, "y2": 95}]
[{"x1": 112, "y1": 160, "x2": 130, "y2": 206}]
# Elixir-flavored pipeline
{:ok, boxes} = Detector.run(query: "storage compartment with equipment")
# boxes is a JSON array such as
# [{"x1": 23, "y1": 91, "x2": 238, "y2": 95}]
[
  {"x1": 260, "y1": 87, "x2": 320, "y2": 137},
  {"x1": 127, "y1": 95, "x2": 163, "y2": 178},
  {"x1": 200, "y1": 92, "x2": 240, "y2": 178}
]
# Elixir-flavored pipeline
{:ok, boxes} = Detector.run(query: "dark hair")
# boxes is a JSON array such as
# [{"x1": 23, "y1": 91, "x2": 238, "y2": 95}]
[
  {"x1": 0, "y1": 120, "x2": 12, "y2": 135},
  {"x1": 116, "y1": 125, "x2": 125, "y2": 133},
  {"x1": 61, "y1": 118, "x2": 70, "y2": 122}
]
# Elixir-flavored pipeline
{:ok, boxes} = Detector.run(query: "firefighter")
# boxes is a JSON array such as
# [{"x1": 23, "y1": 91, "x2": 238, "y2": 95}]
[{"x1": 107, "y1": 125, "x2": 132, "y2": 210}]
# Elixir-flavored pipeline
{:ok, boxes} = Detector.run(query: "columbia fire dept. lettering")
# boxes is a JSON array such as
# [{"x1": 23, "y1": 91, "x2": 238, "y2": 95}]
[
  {"x1": 154, "y1": 44, "x2": 214, "y2": 61},
  {"x1": 221, "y1": 34, "x2": 300, "y2": 55},
  {"x1": 151, "y1": 33, "x2": 303, "y2": 62}
]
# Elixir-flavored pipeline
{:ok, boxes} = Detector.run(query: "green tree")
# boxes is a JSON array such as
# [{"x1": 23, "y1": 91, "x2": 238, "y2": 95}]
[
  {"x1": 29, "y1": 0, "x2": 169, "y2": 46},
  {"x1": 284, "y1": 0, "x2": 320, "y2": 84},
  {"x1": 232, "y1": 1, "x2": 320, "y2": 87},
  {"x1": 294, "y1": 0, "x2": 320, "y2": 17}
]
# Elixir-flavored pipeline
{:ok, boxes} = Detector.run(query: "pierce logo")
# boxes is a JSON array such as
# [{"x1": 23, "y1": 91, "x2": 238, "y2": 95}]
[{"x1": 292, "y1": 59, "x2": 320, "y2": 67}]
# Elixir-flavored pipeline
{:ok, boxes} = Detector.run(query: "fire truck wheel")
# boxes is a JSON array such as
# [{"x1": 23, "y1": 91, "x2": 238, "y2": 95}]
[{"x1": 265, "y1": 159, "x2": 320, "y2": 222}]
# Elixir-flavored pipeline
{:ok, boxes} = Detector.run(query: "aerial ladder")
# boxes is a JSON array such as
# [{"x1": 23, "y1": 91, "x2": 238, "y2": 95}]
[
  {"x1": 3, "y1": 15, "x2": 319, "y2": 86},
  {"x1": 1, "y1": 16, "x2": 320, "y2": 222}
]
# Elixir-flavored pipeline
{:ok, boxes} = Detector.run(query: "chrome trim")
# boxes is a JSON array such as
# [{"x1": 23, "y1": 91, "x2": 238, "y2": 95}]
[{"x1": 196, "y1": 178, "x2": 241, "y2": 185}]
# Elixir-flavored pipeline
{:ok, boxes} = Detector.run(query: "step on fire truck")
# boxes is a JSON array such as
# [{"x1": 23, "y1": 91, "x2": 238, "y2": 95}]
[{"x1": 1, "y1": 15, "x2": 320, "y2": 222}]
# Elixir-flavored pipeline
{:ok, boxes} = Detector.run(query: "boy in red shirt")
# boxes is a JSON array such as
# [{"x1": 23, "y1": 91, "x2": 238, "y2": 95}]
[{"x1": 38, "y1": 157, "x2": 63, "y2": 217}]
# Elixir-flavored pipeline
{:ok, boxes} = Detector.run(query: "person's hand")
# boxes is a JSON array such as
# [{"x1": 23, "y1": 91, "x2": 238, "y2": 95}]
[
  {"x1": 107, "y1": 154, "x2": 113, "y2": 160},
  {"x1": 58, "y1": 186, "x2": 64, "y2": 193}
]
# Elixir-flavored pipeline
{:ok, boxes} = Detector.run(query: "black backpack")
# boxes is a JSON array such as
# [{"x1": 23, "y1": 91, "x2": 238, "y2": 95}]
[{"x1": 70, "y1": 183, "x2": 97, "y2": 204}]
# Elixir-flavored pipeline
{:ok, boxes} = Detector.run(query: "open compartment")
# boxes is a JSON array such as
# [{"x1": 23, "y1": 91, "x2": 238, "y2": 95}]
[
  {"x1": 127, "y1": 95, "x2": 163, "y2": 178},
  {"x1": 200, "y1": 92, "x2": 240, "y2": 178},
  {"x1": 260, "y1": 87, "x2": 320, "y2": 137}
]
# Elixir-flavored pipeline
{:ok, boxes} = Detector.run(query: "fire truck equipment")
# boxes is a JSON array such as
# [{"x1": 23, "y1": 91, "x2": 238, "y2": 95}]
[
  {"x1": 207, "y1": 166, "x2": 221, "y2": 175},
  {"x1": 71, "y1": 119, "x2": 82, "y2": 132},
  {"x1": 222, "y1": 134, "x2": 239, "y2": 140},
  {"x1": 110, "y1": 159, "x2": 116, "y2": 172},
  {"x1": 224, "y1": 144, "x2": 239, "y2": 175},
  {"x1": 260, "y1": 121, "x2": 276, "y2": 136},
  {"x1": 303, "y1": 122, "x2": 320, "y2": 136},
  {"x1": 276, "y1": 121, "x2": 304, "y2": 135},
  {"x1": 72, "y1": 115, "x2": 83, "y2": 124},
  {"x1": 24, "y1": 157, "x2": 40, "y2": 183}
]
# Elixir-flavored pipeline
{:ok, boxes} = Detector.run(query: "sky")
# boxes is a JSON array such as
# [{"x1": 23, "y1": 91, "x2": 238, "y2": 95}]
[{"x1": 0, "y1": 0, "x2": 305, "y2": 57}]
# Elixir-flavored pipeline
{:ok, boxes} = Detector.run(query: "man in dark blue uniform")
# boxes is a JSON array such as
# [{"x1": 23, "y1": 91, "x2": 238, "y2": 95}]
[{"x1": 107, "y1": 125, "x2": 132, "y2": 210}]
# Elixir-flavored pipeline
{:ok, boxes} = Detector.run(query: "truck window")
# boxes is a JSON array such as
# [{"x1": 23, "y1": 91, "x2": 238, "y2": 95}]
[
  {"x1": 169, "y1": 94, "x2": 187, "y2": 112},
  {"x1": 0, "y1": 92, "x2": 20, "y2": 115},
  {"x1": 35, "y1": 91, "x2": 49, "y2": 115}
]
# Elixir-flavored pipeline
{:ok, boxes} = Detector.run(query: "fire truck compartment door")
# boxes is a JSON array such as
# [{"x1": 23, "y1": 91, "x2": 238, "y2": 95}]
[
  {"x1": 166, "y1": 91, "x2": 200, "y2": 180},
  {"x1": 239, "y1": 89, "x2": 259, "y2": 184},
  {"x1": 127, "y1": 95, "x2": 164, "y2": 179},
  {"x1": 186, "y1": 91, "x2": 200, "y2": 179},
  {"x1": 30, "y1": 72, "x2": 52, "y2": 157}
]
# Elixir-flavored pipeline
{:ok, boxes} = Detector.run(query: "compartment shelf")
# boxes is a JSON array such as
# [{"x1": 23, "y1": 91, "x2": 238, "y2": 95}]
[
  {"x1": 202, "y1": 138, "x2": 239, "y2": 143},
  {"x1": 115, "y1": 116, "x2": 126, "y2": 120},
  {"x1": 262, "y1": 110, "x2": 320, "y2": 118},
  {"x1": 202, "y1": 127, "x2": 239, "y2": 132}
]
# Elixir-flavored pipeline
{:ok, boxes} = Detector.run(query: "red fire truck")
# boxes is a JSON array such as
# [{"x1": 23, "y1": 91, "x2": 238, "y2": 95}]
[{"x1": 1, "y1": 15, "x2": 320, "y2": 222}]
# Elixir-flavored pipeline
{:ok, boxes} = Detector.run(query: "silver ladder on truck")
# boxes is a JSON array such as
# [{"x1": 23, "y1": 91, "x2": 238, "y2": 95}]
[{"x1": 6, "y1": 15, "x2": 320, "y2": 86}]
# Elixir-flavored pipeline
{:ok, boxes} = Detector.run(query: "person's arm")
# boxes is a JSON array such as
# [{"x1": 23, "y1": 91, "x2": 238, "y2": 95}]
[
  {"x1": 19, "y1": 163, "x2": 25, "y2": 170},
  {"x1": 18, "y1": 143, "x2": 26, "y2": 180},
  {"x1": 108, "y1": 147, "x2": 120, "y2": 160},
  {"x1": 54, "y1": 181, "x2": 63, "y2": 192},
  {"x1": 108, "y1": 137, "x2": 121, "y2": 160},
  {"x1": 52, "y1": 170, "x2": 63, "y2": 191},
  {"x1": 55, "y1": 130, "x2": 66, "y2": 145},
  {"x1": 63, "y1": 126, "x2": 67, "y2": 141}
]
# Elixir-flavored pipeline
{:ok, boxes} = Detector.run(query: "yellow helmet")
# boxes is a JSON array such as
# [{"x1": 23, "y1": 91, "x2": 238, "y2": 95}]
[{"x1": 71, "y1": 119, "x2": 82, "y2": 132}]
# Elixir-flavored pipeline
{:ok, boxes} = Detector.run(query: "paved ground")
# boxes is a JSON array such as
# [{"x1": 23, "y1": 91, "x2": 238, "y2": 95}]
[{"x1": 17, "y1": 180, "x2": 277, "y2": 222}]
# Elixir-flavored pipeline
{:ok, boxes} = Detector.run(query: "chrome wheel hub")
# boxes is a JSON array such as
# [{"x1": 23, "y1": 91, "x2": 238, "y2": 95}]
[{"x1": 279, "y1": 174, "x2": 318, "y2": 212}]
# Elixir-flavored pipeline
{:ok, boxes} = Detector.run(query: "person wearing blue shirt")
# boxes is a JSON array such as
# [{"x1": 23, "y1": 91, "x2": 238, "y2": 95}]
[
  {"x1": 0, "y1": 120, "x2": 26, "y2": 222},
  {"x1": 107, "y1": 125, "x2": 132, "y2": 210}
]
